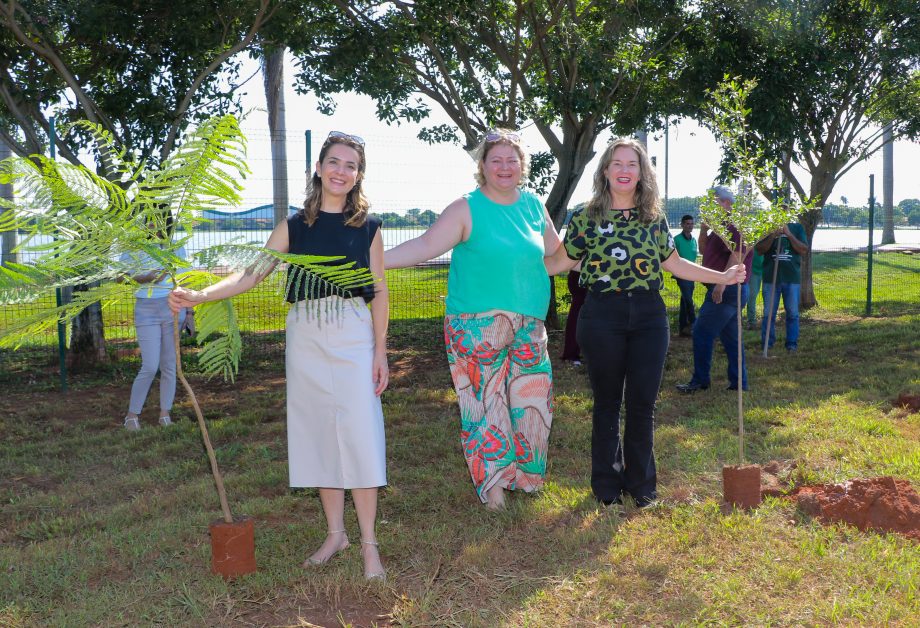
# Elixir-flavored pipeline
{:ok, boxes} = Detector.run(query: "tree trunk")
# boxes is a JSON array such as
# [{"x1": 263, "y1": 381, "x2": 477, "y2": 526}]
[
  {"x1": 798, "y1": 206, "x2": 821, "y2": 309},
  {"x1": 539, "y1": 120, "x2": 598, "y2": 329},
  {"x1": 262, "y1": 46, "x2": 289, "y2": 227},
  {"x1": 788, "y1": 159, "x2": 836, "y2": 311},
  {"x1": 545, "y1": 279, "x2": 559, "y2": 330},
  {"x1": 634, "y1": 128, "x2": 648, "y2": 148},
  {"x1": 881, "y1": 123, "x2": 895, "y2": 245},
  {"x1": 0, "y1": 137, "x2": 17, "y2": 266},
  {"x1": 69, "y1": 282, "x2": 108, "y2": 366}
]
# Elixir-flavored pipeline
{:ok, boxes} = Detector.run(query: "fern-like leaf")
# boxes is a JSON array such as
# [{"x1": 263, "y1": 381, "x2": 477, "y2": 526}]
[
  {"x1": 194, "y1": 298, "x2": 242, "y2": 381},
  {"x1": 0, "y1": 113, "x2": 374, "y2": 381}
]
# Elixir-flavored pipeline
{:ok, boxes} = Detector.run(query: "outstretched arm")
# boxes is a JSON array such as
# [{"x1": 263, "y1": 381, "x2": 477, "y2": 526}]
[
  {"x1": 168, "y1": 220, "x2": 288, "y2": 312},
  {"x1": 384, "y1": 198, "x2": 469, "y2": 269},
  {"x1": 545, "y1": 242, "x2": 580, "y2": 276},
  {"x1": 369, "y1": 229, "x2": 389, "y2": 396},
  {"x1": 661, "y1": 249, "x2": 745, "y2": 286}
]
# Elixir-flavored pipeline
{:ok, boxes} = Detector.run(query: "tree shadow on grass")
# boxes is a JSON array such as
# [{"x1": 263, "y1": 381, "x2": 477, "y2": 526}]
[{"x1": 811, "y1": 250, "x2": 863, "y2": 271}]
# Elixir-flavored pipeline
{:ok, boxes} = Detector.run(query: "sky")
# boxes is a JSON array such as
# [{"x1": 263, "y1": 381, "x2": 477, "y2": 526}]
[{"x1": 233, "y1": 55, "x2": 920, "y2": 215}]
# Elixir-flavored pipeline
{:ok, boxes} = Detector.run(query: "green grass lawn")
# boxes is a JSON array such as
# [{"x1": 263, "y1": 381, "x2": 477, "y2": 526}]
[
  {"x1": 4, "y1": 250, "x2": 916, "y2": 353},
  {"x1": 0, "y1": 252, "x2": 918, "y2": 626}
]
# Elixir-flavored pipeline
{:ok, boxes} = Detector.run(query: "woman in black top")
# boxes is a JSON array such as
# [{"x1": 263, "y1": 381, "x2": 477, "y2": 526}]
[
  {"x1": 169, "y1": 132, "x2": 389, "y2": 580},
  {"x1": 546, "y1": 137, "x2": 744, "y2": 508}
]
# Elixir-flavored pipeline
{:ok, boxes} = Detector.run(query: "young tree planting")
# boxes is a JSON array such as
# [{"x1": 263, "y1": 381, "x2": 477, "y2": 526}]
[
  {"x1": 698, "y1": 77, "x2": 804, "y2": 465},
  {"x1": 0, "y1": 114, "x2": 372, "y2": 524}
]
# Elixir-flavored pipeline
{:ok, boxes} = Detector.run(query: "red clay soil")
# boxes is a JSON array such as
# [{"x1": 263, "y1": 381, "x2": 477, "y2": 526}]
[{"x1": 792, "y1": 477, "x2": 920, "y2": 542}]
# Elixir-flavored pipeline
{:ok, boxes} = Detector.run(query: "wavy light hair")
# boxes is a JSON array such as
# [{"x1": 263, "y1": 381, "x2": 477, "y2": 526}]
[
  {"x1": 471, "y1": 128, "x2": 530, "y2": 187},
  {"x1": 585, "y1": 137, "x2": 661, "y2": 224},
  {"x1": 302, "y1": 134, "x2": 369, "y2": 227}
]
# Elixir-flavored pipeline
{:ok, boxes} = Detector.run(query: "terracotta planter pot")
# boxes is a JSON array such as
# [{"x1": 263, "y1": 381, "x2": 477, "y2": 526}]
[
  {"x1": 210, "y1": 517, "x2": 256, "y2": 579},
  {"x1": 722, "y1": 464, "x2": 762, "y2": 509}
]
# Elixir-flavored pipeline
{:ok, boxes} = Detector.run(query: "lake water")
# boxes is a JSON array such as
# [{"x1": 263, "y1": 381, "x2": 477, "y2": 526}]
[
  {"x1": 13, "y1": 227, "x2": 919, "y2": 264},
  {"x1": 181, "y1": 227, "x2": 920, "y2": 255}
]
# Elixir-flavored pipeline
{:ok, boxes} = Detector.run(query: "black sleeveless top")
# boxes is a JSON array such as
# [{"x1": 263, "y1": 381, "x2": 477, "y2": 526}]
[{"x1": 285, "y1": 210, "x2": 381, "y2": 303}]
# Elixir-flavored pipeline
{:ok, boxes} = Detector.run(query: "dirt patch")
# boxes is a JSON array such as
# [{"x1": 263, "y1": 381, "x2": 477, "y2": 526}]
[
  {"x1": 757, "y1": 459, "x2": 800, "y2": 498},
  {"x1": 893, "y1": 392, "x2": 920, "y2": 413},
  {"x1": 793, "y1": 477, "x2": 920, "y2": 542}
]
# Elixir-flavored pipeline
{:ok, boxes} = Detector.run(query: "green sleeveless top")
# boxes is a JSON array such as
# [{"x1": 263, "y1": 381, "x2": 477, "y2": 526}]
[{"x1": 445, "y1": 188, "x2": 550, "y2": 319}]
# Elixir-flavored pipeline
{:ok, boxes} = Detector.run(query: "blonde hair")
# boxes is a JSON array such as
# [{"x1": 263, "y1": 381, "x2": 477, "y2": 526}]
[
  {"x1": 301, "y1": 134, "x2": 370, "y2": 227},
  {"x1": 585, "y1": 137, "x2": 661, "y2": 224},
  {"x1": 471, "y1": 128, "x2": 530, "y2": 187}
]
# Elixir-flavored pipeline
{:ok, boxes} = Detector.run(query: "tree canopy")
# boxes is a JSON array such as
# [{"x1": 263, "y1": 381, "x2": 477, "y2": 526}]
[
  {"x1": 294, "y1": 0, "x2": 696, "y2": 227},
  {"x1": 0, "y1": 0, "x2": 282, "y2": 361},
  {"x1": 0, "y1": 0, "x2": 278, "y2": 170},
  {"x1": 690, "y1": 0, "x2": 920, "y2": 306}
]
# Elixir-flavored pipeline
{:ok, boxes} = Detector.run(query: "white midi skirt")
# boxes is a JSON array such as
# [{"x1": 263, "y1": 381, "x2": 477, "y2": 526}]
[{"x1": 285, "y1": 297, "x2": 386, "y2": 489}]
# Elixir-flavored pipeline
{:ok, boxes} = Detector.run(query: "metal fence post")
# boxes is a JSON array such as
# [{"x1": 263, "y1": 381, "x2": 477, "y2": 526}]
[
  {"x1": 305, "y1": 129, "x2": 312, "y2": 185},
  {"x1": 866, "y1": 174, "x2": 875, "y2": 317}
]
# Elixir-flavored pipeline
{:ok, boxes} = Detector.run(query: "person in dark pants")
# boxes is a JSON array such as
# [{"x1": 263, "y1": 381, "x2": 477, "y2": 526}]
[
  {"x1": 559, "y1": 269, "x2": 587, "y2": 365},
  {"x1": 673, "y1": 214, "x2": 699, "y2": 336},
  {"x1": 676, "y1": 186, "x2": 754, "y2": 394},
  {"x1": 545, "y1": 138, "x2": 745, "y2": 508}
]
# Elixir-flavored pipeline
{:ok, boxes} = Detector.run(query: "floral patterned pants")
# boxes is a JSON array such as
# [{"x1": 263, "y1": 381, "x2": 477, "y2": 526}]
[{"x1": 444, "y1": 310, "x2": 553, "y2": 503}]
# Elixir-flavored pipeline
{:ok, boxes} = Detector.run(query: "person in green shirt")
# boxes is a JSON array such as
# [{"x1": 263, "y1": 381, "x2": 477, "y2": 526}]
[
  {"x1": 746, "y1": 251, "x2": 763, "y2": 329},
  {"x1": 384, "y1": 129, "x2": 561, "y2": 511},
  {"x1": 756, "y1": 222, "x2": 808, "y2": 351},
  {"x1": 673, "y1": 214, "x2": 698, "y2": 336}
]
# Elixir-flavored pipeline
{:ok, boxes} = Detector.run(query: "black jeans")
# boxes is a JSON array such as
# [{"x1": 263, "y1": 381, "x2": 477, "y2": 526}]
[
  {"x1": 577, "y1": 289, "x2": 670, "y2": 506},
  {"x1": 676, "y1": 277, "x2": 696, "y2": 330}
]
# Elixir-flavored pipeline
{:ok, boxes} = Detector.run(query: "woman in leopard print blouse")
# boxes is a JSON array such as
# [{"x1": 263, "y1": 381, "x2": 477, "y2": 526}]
[{"x1": 545, "y1": 137, "x2": 745, "y2": 509}]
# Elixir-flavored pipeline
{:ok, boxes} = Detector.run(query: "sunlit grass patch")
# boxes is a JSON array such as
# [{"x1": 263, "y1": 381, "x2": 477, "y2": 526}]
[{"x1": 0, "y1": 266, "x2": 918, "y2": 624}]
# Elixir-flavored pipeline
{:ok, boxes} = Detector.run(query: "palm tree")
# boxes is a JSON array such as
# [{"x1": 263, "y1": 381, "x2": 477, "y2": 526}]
[
  {"x1": 262, "y1": 45, "x2": 289, "y2": 227},
  {"x1": 881, "y1": 123, "x2": 895, "y2": 245}
]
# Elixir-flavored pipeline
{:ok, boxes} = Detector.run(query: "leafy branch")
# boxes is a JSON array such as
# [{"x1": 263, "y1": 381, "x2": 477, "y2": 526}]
[
  {"x1": 699, "y1": 76, "x2": 810, "y2": 254},
  {"x1": 698, "y1": 76, "x2": 811, "y2": 466}
]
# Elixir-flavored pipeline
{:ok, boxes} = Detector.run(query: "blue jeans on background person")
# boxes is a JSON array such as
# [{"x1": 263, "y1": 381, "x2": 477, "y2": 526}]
[
  {"x1": 746, "y1": 272, "x2": 762, "y2": 326},
  {"x1": 128, "y1": 298, "x2": 186, "y2": 416},
  {"x1": 689, "y1": 284, "x2": 749, "y2": 390},
  {"x1": 675, "y1": 278, "x2": 696, "y2": 332},
  {"x1": 761, "y1": 282, "x2": 800, "y2": 350}
]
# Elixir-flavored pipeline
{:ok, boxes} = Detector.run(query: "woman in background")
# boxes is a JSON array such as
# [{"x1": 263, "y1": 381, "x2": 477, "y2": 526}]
[{"x1": 121, "y1": 217, "x2": 188, "y2": 431}]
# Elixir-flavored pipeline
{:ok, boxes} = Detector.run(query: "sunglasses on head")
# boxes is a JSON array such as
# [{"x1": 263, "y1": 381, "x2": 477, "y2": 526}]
[
  {"x1": 484, "y1": 130, "x2": 521, "y2": 143},
  {"x1": 327, "y1": 130, "x2": 365, "y2": 146}
]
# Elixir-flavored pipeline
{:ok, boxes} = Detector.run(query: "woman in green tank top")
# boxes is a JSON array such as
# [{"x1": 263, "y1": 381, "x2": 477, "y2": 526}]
[{"x1": 386, "y1": 129, "x2": 563, "y2": 510}]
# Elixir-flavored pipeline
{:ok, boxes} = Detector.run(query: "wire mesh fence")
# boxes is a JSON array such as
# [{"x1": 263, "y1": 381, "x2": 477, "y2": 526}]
[
  {"x1": 1, "y1": 124, "x2": 918, "y2": 381},
  {"x1": 3, "y1": 216, "x2": 917, "y2": 356}
]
